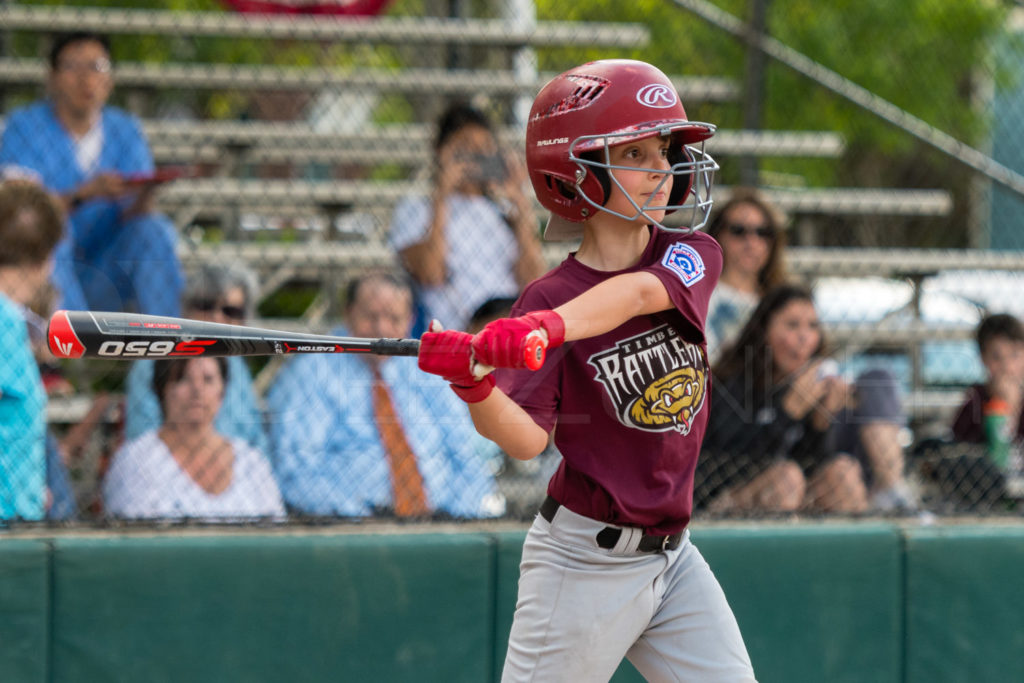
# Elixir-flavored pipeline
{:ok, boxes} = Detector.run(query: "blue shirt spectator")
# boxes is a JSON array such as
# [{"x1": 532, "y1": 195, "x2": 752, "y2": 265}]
[
  {"x1": 0, "y1": 180, "x2": 65, "y2": 520},
  {"x1": 0, "y1": 32, "x2": 183, "y2": 315},
  {"x1": 266, "y1": 272, "x2": 502, "y2": 518},
  {"x1": 0, "y1": 295, "x2": 46, "y2": 520}
]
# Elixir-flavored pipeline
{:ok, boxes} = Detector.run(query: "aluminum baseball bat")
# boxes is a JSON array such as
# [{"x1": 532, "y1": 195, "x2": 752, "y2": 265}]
[{"x1": 46, "y1": 310, "x2": 547, "y2": 370}]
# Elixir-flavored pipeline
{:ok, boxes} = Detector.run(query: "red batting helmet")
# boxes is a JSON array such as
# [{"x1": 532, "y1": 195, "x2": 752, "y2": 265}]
[{"x1": 525, "y1": 59, "x2": 718, "y2": 240}]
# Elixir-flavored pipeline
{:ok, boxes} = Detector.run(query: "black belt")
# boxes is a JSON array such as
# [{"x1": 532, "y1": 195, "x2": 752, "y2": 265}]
[{"x1": 539, "y1": 496, "x2": 682, "y2": 553}]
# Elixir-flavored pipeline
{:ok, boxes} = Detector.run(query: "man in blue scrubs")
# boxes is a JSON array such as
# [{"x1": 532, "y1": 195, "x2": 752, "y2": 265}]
[{"x1": 0, "y1": 31, "x2": 183, "y2": 315}]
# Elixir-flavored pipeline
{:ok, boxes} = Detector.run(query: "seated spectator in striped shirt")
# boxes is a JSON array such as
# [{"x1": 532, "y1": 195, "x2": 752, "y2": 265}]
[
  {"x1": 266, "y1": 271, "x2": 503, "y2": 518},
  {"x1": 389, "y1": 102, "x2": 545, "y2": 334}
]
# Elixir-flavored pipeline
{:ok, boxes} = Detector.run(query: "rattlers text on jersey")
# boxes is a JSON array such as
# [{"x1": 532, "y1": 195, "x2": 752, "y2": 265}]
[{"x1": 589, "y1": 323, "x2": 706, "y2": 436}]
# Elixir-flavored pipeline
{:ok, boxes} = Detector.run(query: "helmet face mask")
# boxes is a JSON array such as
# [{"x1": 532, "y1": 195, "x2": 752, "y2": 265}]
[
  {"x1": 525, "y1": 59, "x2": 719, "y2": 240},
  {"x1": 568, "y1": 125, "x2": 718, "y2": 232}
]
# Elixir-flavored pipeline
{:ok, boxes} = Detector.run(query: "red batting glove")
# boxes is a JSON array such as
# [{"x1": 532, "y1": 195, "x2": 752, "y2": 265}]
[
  {"x1": 418, "y1": 320, "x2": 495, "y2": 403},
  {"x1": 471, "y1": 310, "x2": 565, "y2": 369}
]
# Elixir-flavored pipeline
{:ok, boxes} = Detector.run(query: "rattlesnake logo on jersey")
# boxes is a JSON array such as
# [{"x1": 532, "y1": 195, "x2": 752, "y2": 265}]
[
  {"x1": 588, "y1": 324, "x2": 707, "y2": 434},
  {"x1": 628, "y1": 367, "x2": 706, "y2": 432}
]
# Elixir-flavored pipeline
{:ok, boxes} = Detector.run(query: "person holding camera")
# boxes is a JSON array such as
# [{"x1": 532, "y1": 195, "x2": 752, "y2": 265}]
[
  {"x1": 695, "y1": 284, "x2": 912, "y2": 514},
  {"x1": 388, "y1": 102, "x2": 546, "y2": 332}
]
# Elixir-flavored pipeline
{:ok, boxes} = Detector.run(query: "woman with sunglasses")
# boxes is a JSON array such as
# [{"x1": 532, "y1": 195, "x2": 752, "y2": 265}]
[
  {"x1": 705, "y1": 188, "x2": 790, "y2": 362},
  {"x1": 122, "y1": 264, "x2": 268, "y2": 453}
]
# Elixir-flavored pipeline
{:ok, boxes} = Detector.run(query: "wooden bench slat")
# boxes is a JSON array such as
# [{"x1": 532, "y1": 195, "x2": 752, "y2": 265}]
[
  {"x1": 712, "y1": 187, "x2": 953, "y2": 217},
  {"x1": 181, "y1": 242, "x2": 1019, "y2": 279}
]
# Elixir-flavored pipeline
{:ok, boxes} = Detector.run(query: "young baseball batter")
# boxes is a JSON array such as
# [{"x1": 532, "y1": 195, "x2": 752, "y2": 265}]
[{"x1": 419, "y1": 59, "x2": 756, "y2": 682}]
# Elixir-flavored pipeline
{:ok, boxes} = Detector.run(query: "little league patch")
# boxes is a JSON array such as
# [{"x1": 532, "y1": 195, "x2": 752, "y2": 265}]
[{"x1": 661, "y1": 243, "x2": 705, "y2": 287}]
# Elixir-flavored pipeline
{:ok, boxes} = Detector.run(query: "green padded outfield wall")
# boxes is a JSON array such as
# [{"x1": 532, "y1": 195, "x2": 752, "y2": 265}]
[
  {"x1": 694, "y1": 524, "x2": 903, "y2": 683},
  {"x1": 0, "y1": 539, "x2": 49, "y2": 683},
  {"x1": 904, "y1": 525, "x2": 1024, "y2": 683},
  {"x1": 2, "y1": 523, "x2": 1023, "y2": 682},
  {"x1": 49, "y1": 533, "x2": 495, "y2": 683}
]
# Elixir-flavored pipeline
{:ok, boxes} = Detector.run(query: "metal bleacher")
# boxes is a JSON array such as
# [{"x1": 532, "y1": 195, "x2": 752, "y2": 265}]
[
  {"x1": 139, "y1": 122, "x2": 846, "y2": 166},
  {"x1": 0, "y1": 4, "x2": 648, "y2": 48},
  {"x1": 0, "y1": 57, "x2": 738, "y2": 102}
]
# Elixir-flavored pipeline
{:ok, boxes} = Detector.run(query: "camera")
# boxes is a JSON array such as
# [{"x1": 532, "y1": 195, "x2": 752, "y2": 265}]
[{"x1": 467, "y1": 153, "x2": 507, "y2": 182}]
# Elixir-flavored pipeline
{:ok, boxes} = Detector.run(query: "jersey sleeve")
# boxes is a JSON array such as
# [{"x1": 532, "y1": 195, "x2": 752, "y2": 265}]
[{"x1": 641, "y1": 230, "x2": 723, "y2": 335}]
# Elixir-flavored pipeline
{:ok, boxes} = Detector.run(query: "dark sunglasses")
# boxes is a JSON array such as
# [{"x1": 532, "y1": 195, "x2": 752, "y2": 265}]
[
  {"x1": 725, "y1": 223, "x2": 774, "y2": 239},
  {"x1": 190, "y1": 299, "x2": 246, "y2": 320}
]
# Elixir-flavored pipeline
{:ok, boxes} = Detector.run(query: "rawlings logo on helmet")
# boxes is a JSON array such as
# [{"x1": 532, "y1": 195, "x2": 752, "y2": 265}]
[{"x1": 636, "y1": 83, "x2": 678, "y2": 108}]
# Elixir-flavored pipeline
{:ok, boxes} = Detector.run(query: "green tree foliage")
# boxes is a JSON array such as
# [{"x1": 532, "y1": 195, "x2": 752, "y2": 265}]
[{"x1": 10, "y1": 0, "x2": 409, "y2": 119}]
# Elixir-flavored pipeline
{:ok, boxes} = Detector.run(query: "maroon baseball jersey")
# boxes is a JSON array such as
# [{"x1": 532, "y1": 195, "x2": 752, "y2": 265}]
[{"x1": 498, "y1": 227, "x2": 722, "y2": 535}]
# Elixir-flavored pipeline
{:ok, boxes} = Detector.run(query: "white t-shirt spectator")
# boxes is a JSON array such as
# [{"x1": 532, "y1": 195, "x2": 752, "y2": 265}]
[
  {"x1": 389, "y1": 193, "x2": 520, "y2": 331},
  {"x1": 103, "y1": 430, "x2": 285, "y2": 520}
]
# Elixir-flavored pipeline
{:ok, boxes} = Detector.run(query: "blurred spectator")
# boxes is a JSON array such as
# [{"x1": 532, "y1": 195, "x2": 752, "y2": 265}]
[
  {"x1": 389, "y1": 102, "x2": 545, "y2": 332},
  {"x1": 21, "y1": 277, "x2": 117, "y2": 520},
  {"x1": 910, "y1": 313, "x2": 1024, "y2": 511},
  {"x1": 698, "y1": 284, "x2": 914, "y2": 514},
  {"x1": 0, "y1": 31, "x2": 184, "y2": 315},
  {"x1": 19, "y1": 278, "x2": 78, "y2": 519},
  {"x1": 267, "y1": 271, "x2": 503, "y2": 518},
  {"x1": 123, "y1": 264, "x2": 267, "y2": 452},
  {"x1": 704, "y1": 188, "x2": 789, "y2": 363},
  {"x1": 103, "y1": 357, "x2": 284, "y2": 520},
  {"x1": 0, "y1": 180, "x2": 65, "y2": 520},
  {"x1": 951, "y1": 313, "x2": 1024, "y2": 447}
]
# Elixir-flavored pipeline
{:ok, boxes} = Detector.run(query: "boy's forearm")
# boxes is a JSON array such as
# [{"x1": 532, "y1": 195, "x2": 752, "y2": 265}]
[{"x1": 554, "y1": 271, "x2": 670, "y2": 342}]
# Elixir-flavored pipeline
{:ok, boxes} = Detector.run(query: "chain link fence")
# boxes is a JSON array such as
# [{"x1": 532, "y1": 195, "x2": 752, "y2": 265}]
[{"x1": 2, "y1": 0, "x2": 1024, "y2": 525}]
